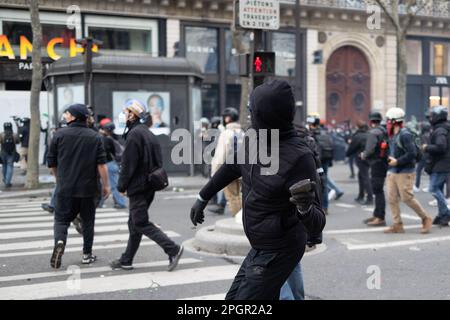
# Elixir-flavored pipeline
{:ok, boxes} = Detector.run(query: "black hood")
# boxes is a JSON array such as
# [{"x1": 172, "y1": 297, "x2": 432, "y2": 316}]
[{"x1": 249, "y1": 80, "x2": 296, "y2": 134}]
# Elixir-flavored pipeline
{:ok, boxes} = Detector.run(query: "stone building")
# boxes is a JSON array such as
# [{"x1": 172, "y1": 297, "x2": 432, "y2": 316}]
[{"x1": 0, "y1": 0, "x2": 449, "y2": 125}]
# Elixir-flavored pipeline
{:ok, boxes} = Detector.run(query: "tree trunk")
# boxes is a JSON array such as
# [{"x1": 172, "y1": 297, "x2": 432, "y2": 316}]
[
  {"x1": 397, "y1": 33, "x2": 408, "y2": 110},
  {"x1": 27, "y1": 0, "x2": 43, "y2": 189}
]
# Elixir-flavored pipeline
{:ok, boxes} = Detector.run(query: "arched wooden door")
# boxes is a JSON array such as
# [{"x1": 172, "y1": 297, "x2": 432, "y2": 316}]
[{"x1": 326, "y1": 46, "x2": 371, "y2": 126}]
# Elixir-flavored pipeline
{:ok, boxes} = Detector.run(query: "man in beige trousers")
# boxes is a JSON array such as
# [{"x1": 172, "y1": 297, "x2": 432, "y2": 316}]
[
  {"x1": 211, "y1": 107, "x2": 244, "y2": 216},
  {"x1": 384, "y1": 108, "x2": 432, "y2": 234}
]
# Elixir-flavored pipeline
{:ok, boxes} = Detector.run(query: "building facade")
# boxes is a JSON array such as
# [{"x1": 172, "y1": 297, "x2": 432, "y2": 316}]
[{"x1": 0, "y1": 0, "x2": 449, "y2": 125}]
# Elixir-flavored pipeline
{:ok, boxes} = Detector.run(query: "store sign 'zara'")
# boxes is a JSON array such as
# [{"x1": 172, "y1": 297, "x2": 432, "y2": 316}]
[{"x1": 0, "y1": 35, "x2": 99, "y2": 61}]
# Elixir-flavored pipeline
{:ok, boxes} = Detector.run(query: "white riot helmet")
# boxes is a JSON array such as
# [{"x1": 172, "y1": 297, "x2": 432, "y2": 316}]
[{"x1": 386, "y1": 107, "x2": 405, "y2": 123}]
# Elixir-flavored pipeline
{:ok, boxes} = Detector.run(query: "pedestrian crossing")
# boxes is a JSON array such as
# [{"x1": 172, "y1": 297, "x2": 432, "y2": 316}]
[{"x1": 0, "y1": 198, "x2": 237, "y2": 300}]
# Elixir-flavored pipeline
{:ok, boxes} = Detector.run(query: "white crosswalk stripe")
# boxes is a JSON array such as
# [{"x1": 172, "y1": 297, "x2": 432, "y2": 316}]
[{"x1": 0, "y1": 198, "x2": 236, "y2": 300}]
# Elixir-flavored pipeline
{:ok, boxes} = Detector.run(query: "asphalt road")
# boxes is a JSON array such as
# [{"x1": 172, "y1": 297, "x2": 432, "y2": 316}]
[{"x1": 1, "y1": 162, "x2": 450, "y2": 300}]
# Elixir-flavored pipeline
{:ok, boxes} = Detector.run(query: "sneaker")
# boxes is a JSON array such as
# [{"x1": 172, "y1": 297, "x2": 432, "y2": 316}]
[
  {"x1": 50, "y1": 240, "x2": 65, "y2": 269},
  {"x1": 422, "y1": 187, "x2": 430, "y2": 193},
  {"x1": 41, "y1": 203, "x2": 55, "y2": 214},
  {"x1": 439, "y1": 215, "x2": 450, "y2": 227},
  {"x1": 384, "y1": 223, "x2": 405, "y2": 234},
  {"x1": 328, "y1": 189, "x2": 336, "y2": 201},
  {"x1": 168, "y1": 245, "x2": 184, "y2": 272},
  {"x1": 114, "y1": 204, "x2": 127, "y2": 209},
  {"x1": 421, "y1": 217, "x2": 432, "y2": 234},
  {"x1": 354, "y1": 197, "x2": 364, "y2": 203},
  {"x1": 72, "y1": 217, "x2": 83, "y2": 235},
  {"x1": 81, "y1": 253, "x2": 97, "y2": 264},
  {"x1": 429, "y1": 199, "x2": 438, "y2": 207},
  {"x1": 432, "y1": 216, "x2": 442, "y2": 225},
  {"x1": 367, "y1": 218, "x2": 386, "y2": 227},
  {"x1": 335, "y1": 192, "x2": 344, "y2": 201},
  {"x1": 413, "y1": 186, "x2": 420, "y2": 193},
  {"x1": 110, "y1": 259, "x2": 134, "y2": 270},
  {"x1": 363, "y1": 217, "x2": 376, "y2": 224},
  {"x1": 361, "y1": 199, "x2": 374, "y2": 206}
]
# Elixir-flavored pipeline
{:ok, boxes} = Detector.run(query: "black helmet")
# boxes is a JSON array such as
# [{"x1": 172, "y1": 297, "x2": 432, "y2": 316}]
[
  {"x1": 102, "y1": 122, "x2": 116, "y2": 132},
  {"x1": 369, "y1": 112, "x2": 383, "y2": 122},
  {"x1": 222, "y1": 107, "x2": 239, "y2": 123},
  {"x1": 210, "y1": 116, "x2": 221, "y2": 129},
  {"x1": 429, "y1": 105, "x2": 448, "y2": 125},
  {"x1": 3, "y1": 122, "x2": 12, "y2": 131},
  {"x1": 22, "y1": 117, "x2": 30, "y2": 123}
]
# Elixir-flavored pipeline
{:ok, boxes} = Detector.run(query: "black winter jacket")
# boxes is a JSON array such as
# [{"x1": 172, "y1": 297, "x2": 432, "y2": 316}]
[
  {"x1": 425, "y1": 121, "x2": 450, "y2": 174},
  {"x1": 389, "y1": 128, "x2": 417, "y2": 173},
  {"x1": 199, "y1": 80, "x2": 326, "y2": 251},
  {"x1": 346, "y1": 128, "x2": 368, "y2": 158},
  {"x1": 118, "y1": 122, "x2": 162, "y2": 196}
]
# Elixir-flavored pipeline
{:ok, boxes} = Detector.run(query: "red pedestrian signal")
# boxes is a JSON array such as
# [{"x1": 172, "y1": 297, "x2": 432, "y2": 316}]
[{"x1": 252, "y1": 52, "x2": 275, "y2": 76}]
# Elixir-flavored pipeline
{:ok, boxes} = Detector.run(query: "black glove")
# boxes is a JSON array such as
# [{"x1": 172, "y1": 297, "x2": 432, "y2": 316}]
[
  {"x1": 289, "y1": 179, "x2": 316, "y2": 218},
  {"x1": 190, "y1": 198, "x2": 208, "y2": 226}
]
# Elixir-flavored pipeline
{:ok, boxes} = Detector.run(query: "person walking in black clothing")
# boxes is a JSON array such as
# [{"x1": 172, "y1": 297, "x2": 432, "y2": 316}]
[
  {"x1": 190, "y1": 80, "x2": 326, "y2": 300},
  {"x1": 346, "y1": 120, "x2": 373, "y2": 205},
  {"x1": 111, "y1": 99, "x2": 183, "y2": 271},
  {"x1": 361, "y1": 112, "x2": 389, "y2": 227},
  {"x1": 47, "y1": 104, "x2": 111, "y2": 269}
]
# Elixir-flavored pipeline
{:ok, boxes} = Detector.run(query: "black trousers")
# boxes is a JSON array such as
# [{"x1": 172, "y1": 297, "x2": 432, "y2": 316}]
[
  {"x1": 54, "y1": 196, "x2": 96, "y2": 254},
  {"x1": 225, "y1": 239, "x2": 305, "y2": 300},
  {"x1": 120, "y1": 191, "x2": 180, "y2": 264},
  {"x1": 356, "y1": 158, "x2": 373, "y2": 200},
  {"x1": 370, "y1": 162, "x2": 387, "y2": 220}
]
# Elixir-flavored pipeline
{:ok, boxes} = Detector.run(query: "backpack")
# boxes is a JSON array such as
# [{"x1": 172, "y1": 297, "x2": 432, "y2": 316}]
[
  {"x1": 110, "y1": 137, "x2": 124, "y2": 163},
  {"x1": 370, "y1": 126, "x2": 389, "y2": 160},
  {"x1": 1, "y1": 133, "x2": 16, "y2": 155},
  {"x1": 315, "y1": 131, "x2": 335, "y2": 162},
  {"x1": 396, "y1": 128, "x2": 423, "y2": 162}
]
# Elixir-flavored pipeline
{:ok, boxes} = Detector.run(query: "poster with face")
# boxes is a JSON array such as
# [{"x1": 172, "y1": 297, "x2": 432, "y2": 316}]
[
  {"x1": 112, "y1": 91, "x2": 171, "y2": 136},
  {"x1": 57, "y1": 84, "x2": 85, "y2": 120}
]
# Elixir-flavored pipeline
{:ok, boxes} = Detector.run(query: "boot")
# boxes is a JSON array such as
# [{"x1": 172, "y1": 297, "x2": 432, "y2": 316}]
[
  {"x1": 367, "y1": 218, "x2": 386, "y2": 227},
  {"x1": 384, "y1": 223, "x2": 405, "y2": 234},
  {"x1": 421, "y1": 216, "x2": 432, "y2": 234}
]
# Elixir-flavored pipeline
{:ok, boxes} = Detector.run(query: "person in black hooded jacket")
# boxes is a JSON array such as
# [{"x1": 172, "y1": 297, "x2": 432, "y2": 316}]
[{"x1": 190, "y1": 80, "x2": 326, "y2": 300}]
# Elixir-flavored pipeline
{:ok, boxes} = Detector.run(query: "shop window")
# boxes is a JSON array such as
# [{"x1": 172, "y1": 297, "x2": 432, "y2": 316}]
[
  {"x1": 185, "y1": 27, "x2": 218, "y2": 74},
  {"x1": 225, "y1": 30, "x2": 251, "y2": 75},
  {"x1": 89, "y1": 27, "x2": 152, "y2": 53},
  {"x1": 443, "y1": 87, "x2": 449, "y2": 108},
  {"x1": 406, "y1": 40, "x2": 422, "y2": 75},
  {"x1": 272, "y1": 32, "x2": 296, "y2": 77},
  {"x1": 430, "y1": 42, "x2": 450, "y2": 76},
  {"x1": 429, "y1": 86, "x2": 441, "y2": 108},
  {"x1": 226, "y1": 84, "x2": 242, "y2": 110},
  {"x1": 3, "y1": 21, "x2": 74, "y2": 48},
  {"x1": 201, "y1": 84, "x2": 219, "y2": 119}
]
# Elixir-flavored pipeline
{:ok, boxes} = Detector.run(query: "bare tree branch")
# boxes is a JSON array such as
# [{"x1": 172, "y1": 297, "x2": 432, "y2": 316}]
[
  {"x1": 401, "y1": 0, "x2": 428, "y2": 34},
  {"x1": 374, "y1": 0, "x2": 401, "y2": 31}
]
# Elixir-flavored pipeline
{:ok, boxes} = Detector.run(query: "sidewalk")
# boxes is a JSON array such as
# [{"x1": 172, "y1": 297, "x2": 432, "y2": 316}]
[{"x1": 0, "y1": 165, "x2": 208, "y2": 199}]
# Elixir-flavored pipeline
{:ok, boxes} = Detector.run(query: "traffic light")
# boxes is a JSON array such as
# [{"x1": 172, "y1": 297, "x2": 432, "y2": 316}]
[
  {"x1": 252, "y1": 51, "x2": 275, "y2": 88},
  {"x1": 313, "y1": 50, "x2": 323, "y2": 64}
]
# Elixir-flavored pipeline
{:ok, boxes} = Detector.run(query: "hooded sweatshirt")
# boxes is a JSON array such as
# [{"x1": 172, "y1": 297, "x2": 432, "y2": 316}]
[{"x1": 199, "y1": 80, "x2": 326, "y2": 251}]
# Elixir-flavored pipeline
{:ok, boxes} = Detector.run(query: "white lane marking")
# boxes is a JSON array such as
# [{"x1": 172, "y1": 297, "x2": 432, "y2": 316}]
[
  {"x1": 0, "y1": 265, "x2": 240, "y2": 300},
  {"x1": 0, "y1": 224, "x2": 132, "y2": 240},
  {"x1": 335, "y1": 203, "x2": 356, "y2": 209},
  {"x1": 0, "y1": 210, "x2": 127, "y2": 218},
  {"x1": 0, "y1": 212, "x2": 127, "y2": 223},
  {"x1": 0, "y1": 258, "x2": 201, "y2": 283},
  {"x1": 179, "y1": 293, "x2": 226, "y2": 300},
  {"x1": 0, "y1": 240, "x2": 161, "y2": 258},
  {"x1": 0, "y1": 217, "x2": 129, "y2": 231},
  {"x1": 345, "y1": 235, "x2": 450, "y2": 251},
  {"x1": 163, "y1": 195, "x2": 198, "y2": 200},
  {"x1": 325, "y1": 225, "x2": 424, "y2": 235},
  {"x1": 0, "y1": 231, "x2": 179, "y2": 252},
  {"x1": 0, "y1": 207, "x2": 124, "y2": 214}
]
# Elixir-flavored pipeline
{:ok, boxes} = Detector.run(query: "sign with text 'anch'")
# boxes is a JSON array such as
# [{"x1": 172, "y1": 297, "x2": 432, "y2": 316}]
[{"x1": 239, "y1": 0, "x2": 280, "y2": 30}]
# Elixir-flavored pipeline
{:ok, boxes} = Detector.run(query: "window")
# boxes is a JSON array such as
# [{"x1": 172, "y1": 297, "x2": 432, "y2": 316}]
[
  {"x1": 201, "y1": 84, "x2": 219, "y2": 119},
  {"x1": 406, "y1": 40, "x2": 422, "y2": 75},
  {"x1": 430, "y1": 86, "x2": 442, "y2": 108},
  {"x1": 442, "y1": 87, "x2": 449, "y2": 108},
  {"x1": 185, "y1": 27, "x2": 218, "y2": 74},
  {"x1": 272, "y1": 32, "x2": 296, "y2": 77},
  {"x1": 89, "y1": 27, "x2": 152, "y2": 53},
  {"x1": 225, "y1": 30, "x2": 251, "y2": 75},
  {"x1": 430, "y1": 42, "x2": 450, "y2": 76},
  {"x1": 2, "y1": 21, "x2": 74, "y2": 48}
]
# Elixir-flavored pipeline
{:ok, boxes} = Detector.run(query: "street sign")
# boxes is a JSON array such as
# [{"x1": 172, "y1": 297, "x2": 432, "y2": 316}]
[{"x1": 239, "y1": 0, "x2": 280, "y2": 30}]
